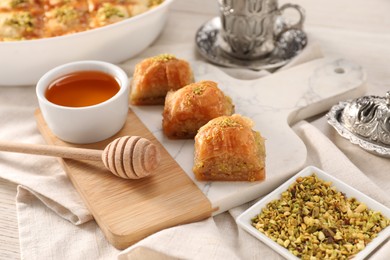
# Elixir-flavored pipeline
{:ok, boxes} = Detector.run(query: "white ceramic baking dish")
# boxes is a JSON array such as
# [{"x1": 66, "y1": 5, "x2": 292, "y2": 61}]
[{"x1": 0, "y1": 0, "x2": 173, "y2": 86}]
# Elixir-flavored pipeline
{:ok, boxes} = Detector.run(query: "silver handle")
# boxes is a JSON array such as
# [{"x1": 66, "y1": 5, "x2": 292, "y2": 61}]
[{"x1": 278, "y1": 3, "x2": 306, "y2": 30}]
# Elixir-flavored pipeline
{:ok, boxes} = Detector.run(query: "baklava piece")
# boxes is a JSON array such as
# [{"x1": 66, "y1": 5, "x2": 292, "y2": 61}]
[
  {"x1": 43, "y1": 3, "x2": 89, "y2": 37},
  {"x1": 0, "y1": 0, "x2": 40, "y2": 12},
  {"x1": 87, "y1": 0, "x2": 161, "y2": 14},
  {"x1": 89, "y1": 2, "x2": 130, "y2": 28},
  {"x1": 42, "y1": 0, "x2": 88, "y2": 9},
  {"x1": 127, "y1": 0, "x2": 164, "y2": 16},
  {"x1": 0, "y1": 10, "x2": 43, "y2": 41},
  {"x1": 130, "y1": 54, "x2": 194, "y2": 105},
  {"x1": 193, "y1": 114, "x2": 266, "y2": 182},
  {"x1": 163, "y1": 80, "x2": 234, "y2": 139}
]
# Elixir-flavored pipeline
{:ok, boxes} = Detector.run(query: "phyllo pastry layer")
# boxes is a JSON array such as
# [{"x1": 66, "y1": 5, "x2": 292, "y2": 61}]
[
  {"x1": 130, "y1": 54, "x2": 194, "y2": 105},
  {"x1": 163, "y1": 80, "x2": 234, "y2": 139},
  {"x1": 193, "y1": 114, "x2": 266, "y2": 182}
]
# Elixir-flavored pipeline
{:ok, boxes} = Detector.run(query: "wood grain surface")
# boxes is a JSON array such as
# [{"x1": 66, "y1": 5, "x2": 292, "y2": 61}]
[
  {"x1": 34, "y1": 108, "x2": 213, "y2": 249},
  {"x1": 0, "y1": 179, "x2": 19, "y2": 259}
]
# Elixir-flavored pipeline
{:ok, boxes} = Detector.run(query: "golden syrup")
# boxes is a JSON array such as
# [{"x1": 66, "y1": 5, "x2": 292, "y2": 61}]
[{"x1": 45, "y1": 70, "x2": 120, "y2": 107}]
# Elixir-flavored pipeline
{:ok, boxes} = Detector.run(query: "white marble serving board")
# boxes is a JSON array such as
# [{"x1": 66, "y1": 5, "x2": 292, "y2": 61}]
[{"x1": 130, "y1": 58, "x2": 366, "y2": 215}]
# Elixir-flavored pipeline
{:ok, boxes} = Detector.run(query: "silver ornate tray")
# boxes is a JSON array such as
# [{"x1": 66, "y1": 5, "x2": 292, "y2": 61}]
[
  {"x1": 195, "y1": 17, "x2": 307, "y2": 71},
  {"x1": 327, "y1": 92, "x2": 390, "y2": 157}
]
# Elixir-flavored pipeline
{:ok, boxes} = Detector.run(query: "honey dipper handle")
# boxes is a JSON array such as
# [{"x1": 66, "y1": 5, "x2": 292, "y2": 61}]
[{"x1": 0, "y1": 141, "x2": 102, "y2": 161}]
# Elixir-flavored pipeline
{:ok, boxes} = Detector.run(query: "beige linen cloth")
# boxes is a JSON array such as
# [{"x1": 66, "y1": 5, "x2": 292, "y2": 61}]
[{"x1": 0, "y1": 41, "x2": 389, "y2": 259}]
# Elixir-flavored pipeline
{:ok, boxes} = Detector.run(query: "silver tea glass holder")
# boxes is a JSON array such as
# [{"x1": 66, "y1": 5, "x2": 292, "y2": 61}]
[{"x1": 195, "y1": 0, "x2": 308, "y2": 71}]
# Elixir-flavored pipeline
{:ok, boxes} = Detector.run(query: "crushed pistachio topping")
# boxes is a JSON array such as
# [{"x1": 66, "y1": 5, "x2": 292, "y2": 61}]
[
  {"x1": 149, "y1": 0, "x2": 163, "y2": 7},
  {"x1": 54, "y1": 6, "x2": 78, "y2": 23},
  {"x1": 10, "y1": 0, "x2": 28, "y2": 8},
  {"x1": 193, "y1": 85, "x2": 206, "y2": 95},
  {"x1": 251, "y1": 174, "x2": 390, "y2": 259},
  {"x1": 5, "y1": 12, "x2": 34, "y2": 31},
  {"x1": 215, "y1": 117, "x2": 241, "y2": 128},
  {"x1": 182, "y1": 83, "x2": 209, "y2": 106},
  {"x1": 98, "y1": 3, "x2": 126, "y2": 19},
  {"x1": 151, "y1": 53, "x2": 176, "y2": 62}
]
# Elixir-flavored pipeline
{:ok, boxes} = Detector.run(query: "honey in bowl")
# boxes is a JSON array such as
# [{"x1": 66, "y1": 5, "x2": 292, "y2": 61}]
[{"x1": 45, "y1": 70, "x2": 120, "y2": 107}]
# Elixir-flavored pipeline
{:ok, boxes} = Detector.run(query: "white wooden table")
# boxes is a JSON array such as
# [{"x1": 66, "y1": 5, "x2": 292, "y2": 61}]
[{"x1": 1, "y1": 0, "x2": 389, "y2": 258}]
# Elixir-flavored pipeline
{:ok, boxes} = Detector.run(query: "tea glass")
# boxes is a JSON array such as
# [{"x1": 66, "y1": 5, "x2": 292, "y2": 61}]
[{"x1": 218, "y1": 0, "x2": 305, "y2": 60}]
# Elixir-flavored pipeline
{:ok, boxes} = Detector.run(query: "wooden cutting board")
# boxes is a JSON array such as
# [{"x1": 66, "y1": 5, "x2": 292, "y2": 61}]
[
  {"x1": 35, "y1": 58, "x2": 366, "y2": 249},
  {"x1": 35, "y1": 109, "x2": 213, "y2": 249}
]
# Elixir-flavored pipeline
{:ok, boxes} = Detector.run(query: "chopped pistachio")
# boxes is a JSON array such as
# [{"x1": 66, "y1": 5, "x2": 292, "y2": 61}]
[
  {"x1": 318, "y1": 231, "x2": 325, "y2": 241},
  {"x1": 54, "y1": 6, "x2": 78, "y2": 24},
  {"x1": 354, "y1": 203, "x2": 367, "y2": 213},
  {"x1": 251, "y1": 174, "x2": 390, "y2": 259},
  {"x1": 98, "y1": 3, "x2": 126, "y2": 19},
  {"x1": 151, "y1": 53, "x2": 176, "y2": 62},
  {"x1": 5, "y1": 12, "x2": 34, "y2": 31},
  {"x1": 215, "y1": 117, "x2": 241, "y2": 128},
  {"x1": 149, "y1": 0, "x2": 163, "y2": 7},
  {"x1": 10, "y1": 0, "x2": 27, "y2": 8},
  {"x1": 192, "y1": 85, "x2": 206, "y2": 95}
]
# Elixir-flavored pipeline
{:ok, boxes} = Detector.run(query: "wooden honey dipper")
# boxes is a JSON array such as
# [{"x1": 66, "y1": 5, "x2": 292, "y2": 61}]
[{"x1": 0, "y1": 136, "x2": 161, "y2": 179}]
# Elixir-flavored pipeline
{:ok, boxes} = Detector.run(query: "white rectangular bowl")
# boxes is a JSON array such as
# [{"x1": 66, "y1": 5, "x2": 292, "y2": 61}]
[{"x1": 236, "y1": 165, "x2": 390, "y2": 260}]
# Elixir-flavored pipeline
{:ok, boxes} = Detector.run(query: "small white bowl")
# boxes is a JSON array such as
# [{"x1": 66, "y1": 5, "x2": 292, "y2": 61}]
[
  {"x1": 236, "y1": 166, "x2": 390, "y2": 260},
  {"x1": 36, "y1": 60, "x2": 129, "y2": 144}
]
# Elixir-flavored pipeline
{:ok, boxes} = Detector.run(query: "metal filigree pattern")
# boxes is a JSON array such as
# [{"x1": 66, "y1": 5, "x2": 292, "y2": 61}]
[
  {"x1": 327, "y1": 92, "x2": 390, "y2": 157},
  {"x1": 341, "y1": 94, "x2": 390, "y2": 146},
  {"x1": 194, "y1": 17, "x2": 307, "y2": 71},
  {"x1": 219, "y1": 0, "x2": 276, "y2": 59}
]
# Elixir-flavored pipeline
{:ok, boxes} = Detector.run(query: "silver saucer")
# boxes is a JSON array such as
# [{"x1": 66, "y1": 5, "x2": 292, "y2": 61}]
[{"x1": 195, "y1": 17, "x2": 308, "y2": 71}]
